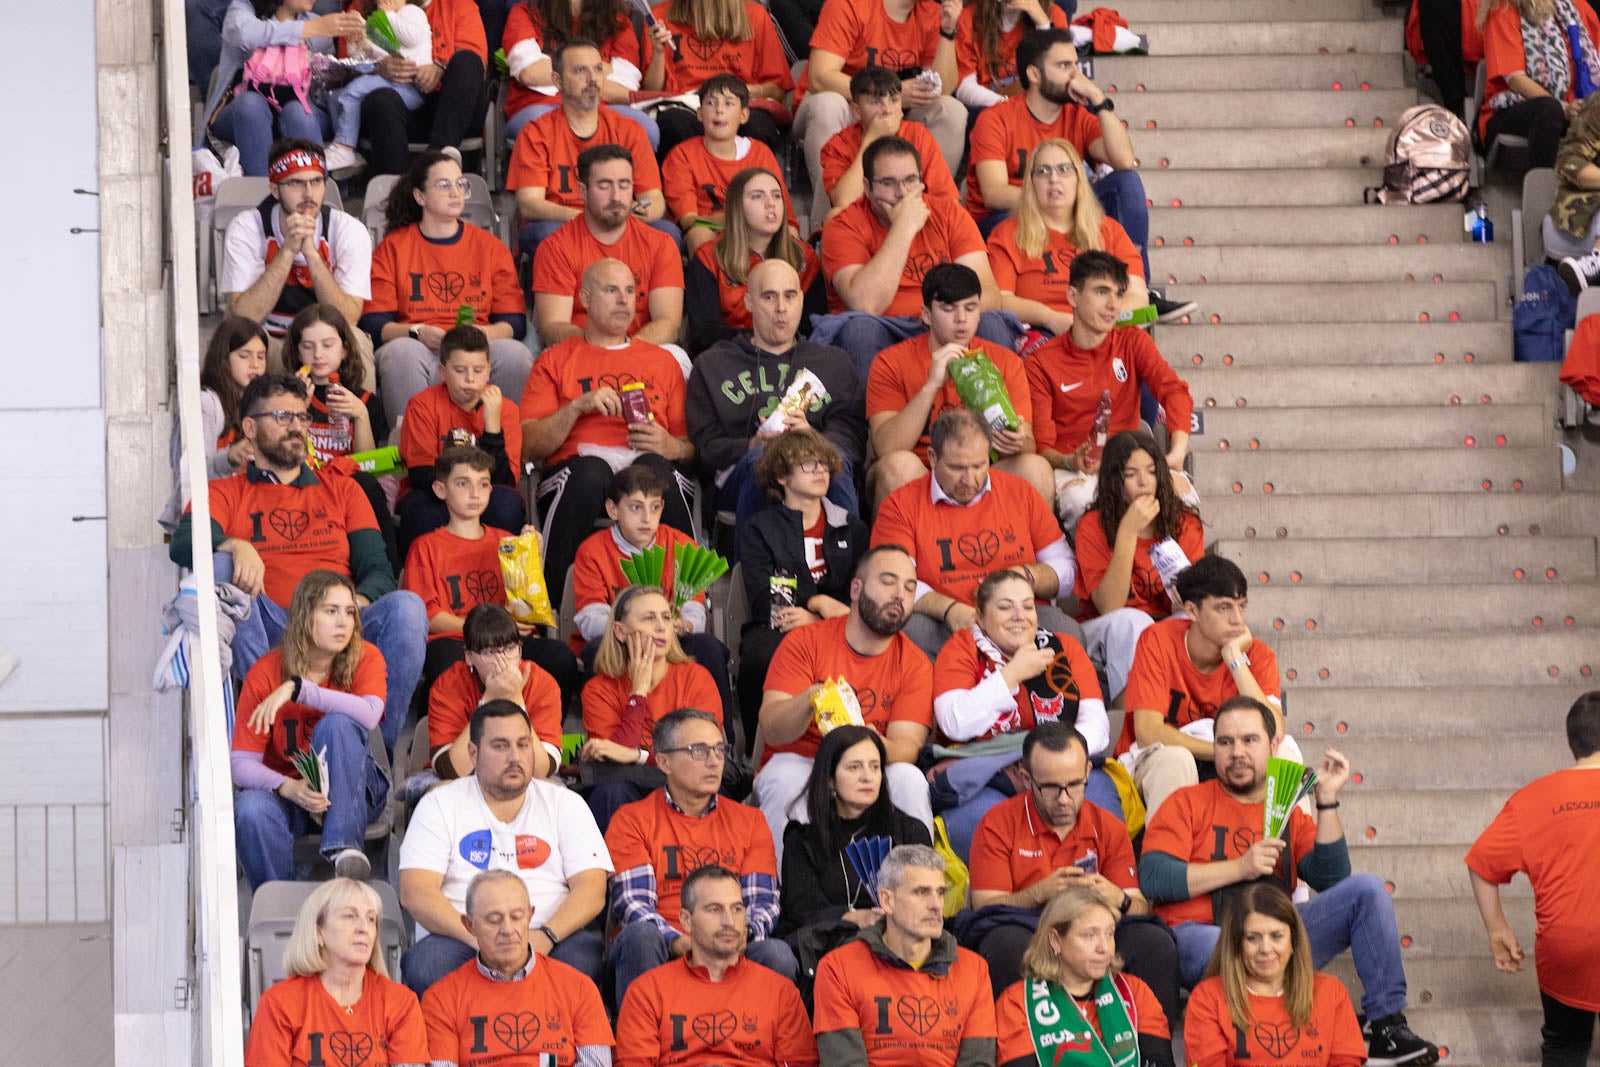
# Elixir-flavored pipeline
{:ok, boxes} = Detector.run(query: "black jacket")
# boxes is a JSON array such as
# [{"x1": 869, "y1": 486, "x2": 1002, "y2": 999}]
[
  {"x1": 741, "y1": 498, "x2": 868, "y2": 627},
  {"x1": 684, "y1": 254, "x2": 830, "y2": 356},
  {"x1": 776, "y1": 807, "x2": 932, "y2": 940}
]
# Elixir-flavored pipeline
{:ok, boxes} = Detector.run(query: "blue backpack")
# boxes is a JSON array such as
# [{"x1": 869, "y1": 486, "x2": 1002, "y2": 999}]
[{"x1": 1514, "y1": 263, "x2": 1576, "y2": 362}]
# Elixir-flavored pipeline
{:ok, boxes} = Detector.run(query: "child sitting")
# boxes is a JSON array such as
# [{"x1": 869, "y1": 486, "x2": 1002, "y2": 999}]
[{"x1": 323, "y1": 0, "x2": 432, "y2": 177}]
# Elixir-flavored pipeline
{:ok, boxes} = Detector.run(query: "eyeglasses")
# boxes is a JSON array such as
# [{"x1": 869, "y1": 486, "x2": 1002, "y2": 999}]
[
  {"x1": 247, "y1": 409, "x2": 312, "y2": 428},
  {"x1": 1031, "y1": 777, "x2": 1088, "y2": 800},
  {"x1": 428, "y1": 178, "x2": 474, "y2": 197},
  {"x1": 659, "y1": 742, "x2": 729, "y2": 762},
  {"x1": 1031, "y1": 163, "x2": 1078, "y2": 179},
  {"x1": 794, "y1": 458, "x2": 827, "y2": 473},
  {"x1": 279, "y1": 176, "x2": 325, "y2": 192},
  {"x1": 870, "y1": 175, "x2": 922, "y2": 193}
]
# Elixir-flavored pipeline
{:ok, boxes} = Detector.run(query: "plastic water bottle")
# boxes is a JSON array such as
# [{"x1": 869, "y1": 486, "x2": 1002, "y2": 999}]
[
  {"x1": 1470, "y1": 204, "x2": 1494, "y2": 243},
  {"x1": 325, "y1": 372, "x2": 352, "y2": 454},
  {"x1": 1086, "y1": 388, "x2": 1113, "y2": 467}
]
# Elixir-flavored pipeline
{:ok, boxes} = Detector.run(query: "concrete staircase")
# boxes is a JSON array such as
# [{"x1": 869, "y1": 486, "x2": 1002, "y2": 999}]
[{"x1": 1098, "y1": 1, "x2": 1599, "y2": 1062}]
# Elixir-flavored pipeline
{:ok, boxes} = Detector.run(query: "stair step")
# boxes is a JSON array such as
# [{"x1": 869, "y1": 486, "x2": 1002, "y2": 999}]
[
  {"x1": 1384, "y1": 896, "x2": 1537, "y2": 955},
  {"x1": 1107, "y1": 0, "x2": 1373, "y2": 22},
  {"x1": 1159, "y1": 322, "x2": 1511, "y2": 365},
  {"x1": 1340, "y1": 787, "x2": 1515, "y2": 845},
  {"x1": 1195, "y1": 447, "x2": 1562, "y2": 495},
  {"x1": 1247, "y1": 582, "x2": 1599, "y2": 634},
  {"x1": 1270, "y1": 631, "x2": 1600, "y2": 687},
  {"x1": 1183, "y1": 363, "x2": 1557, "y2": 408},
  {"x1": 1191, "y1": 404, "x2": 1548, "y2": 450},
  {"x1": 1141, "y1": 20, "x2": 1400, "y2": 56},
  {"x1": 1132, "y1": 127, "x2": 1389, "y2": 169},
  {"x1": 1215, "y1": 533, "x2": 1590, "y2": 582},
  {"x1": 1114, "y1": 88, "x2": 1418, "y2": 129},
  {"x1": 1286, "y1": 686, "x2": 1587, "y2": 736},
  {"x1": 1351, "y1": 1006, "x2": 1544, "y2": 1066},
  {"x1": 1327, "y1": 951, "x2": 1541, "y2": 1009},
  {"x1": 1092, "y1": 53, "x2": 1407, "y2": 92},
  {"x1": 1149, "y1": 204, "x2": 1467, "y2": 247},
  {"x1": 1141, "y1": 167, "x2": 1382, "y2": 207},
  {"x1": 1349, "y1": 843, "x2": 1533, "y2": 900},
  {"x1": 1151, "y1": 243, "x2": 1511, "y2": 286},
  {"x1": 1335, "y1": 734, "x2": 1570, "y2": 789},
  {"x1": 1152, "y1": 280, "x2": 1496, "y2": 323},
  {"x1": 1204, "y1": 491, "x2": 1600, "y2": 539}
]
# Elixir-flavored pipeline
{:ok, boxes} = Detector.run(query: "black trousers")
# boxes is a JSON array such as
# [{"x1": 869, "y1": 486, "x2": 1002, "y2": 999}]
[
  {"x1": 1484, "y1": 95, "x2": 1566, "y2": 168},
  {"x1": 1541, "y1": 990, "x2": 1598, "y2": 1066},
  {"x1": 359, "y1": 51, "x2": 488, "y2": 175},
  {"x1": 1415, "y1": 0, "x2": 1466, "y2": 118},
  {"x1": 976, "y1": 917, "x2": 1181, "y2": 1031}
]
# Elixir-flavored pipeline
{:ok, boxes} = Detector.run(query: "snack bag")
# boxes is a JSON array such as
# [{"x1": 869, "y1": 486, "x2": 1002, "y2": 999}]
[
  {"x1": 812, "y1": 677, "x2": 864, "y2": 734},
  {"x1": 758, "y1": 369, "x2": 826, "y2": 434},
  {"x1": 769, "y1": 570, "x2": 797, "y2": 628},
  {"x1": 347, "y1": 446, "x2": 402, "y2": 475},
  {"x1": 498, "y1": 529, "x2": 555, "y2": 627},
  {"x1": 620, "y1": 382, "x2": 652, "y2": 426},
  {"x1": 947, "y1": 350, "x2": 1019, "y2": 433}
]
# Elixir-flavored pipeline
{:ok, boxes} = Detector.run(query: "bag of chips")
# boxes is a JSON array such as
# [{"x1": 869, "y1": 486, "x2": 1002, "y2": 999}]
[
  {"x1": 498, "y1": 529, "x2": 555, "y2": 628},
  {"x1": 812, "y1": 677, "x2": 864, "y2": 734},
  {"x1": 948, "y1": 350, "x2": 1019, "y2": 433}
]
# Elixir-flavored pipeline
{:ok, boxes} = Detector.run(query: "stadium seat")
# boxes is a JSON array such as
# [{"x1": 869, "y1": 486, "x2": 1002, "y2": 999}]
[
  {"x1": 1474, "y1": 63, "x2": 1529, "y2": 175},
  {"x1": 362, "y1": 172, "x2": 501, "y2": 248},
  {"x1": 243, "y1": 879, "x2": 406, "y2": 1017},
  {"x1": 723, "y1": 562, "x2": 747, "y2": 679},
  {"x1": 206, "y1": 177, "x2": 346, "y2": 313},
  {"x1": 1513, "y1": 168, "x2": 1557, "y2": 297}
]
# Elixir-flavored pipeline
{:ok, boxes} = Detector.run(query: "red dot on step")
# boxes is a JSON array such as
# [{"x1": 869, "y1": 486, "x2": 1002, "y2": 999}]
[
  {"x1": 1338, "y1": 722, "x2": 1349, "y2": 734},
  {"x1": 1153, "y1": 236, "x2": 1164, "y2": 246},
  {"x1": 1374, "y1": 118, "x2": 1384, "y2": 127},
  {"x1": 1192, "y1": 354, "x2": 1203, "y2": 365},
  {"x1": 1401, "y1": 935, "x2": 1412, "y2": 947},
  {"x1": 1222, "y1": 354, "x2": 1234, "y2": 365},
  {"x1": 1346, "y1": 118, "x2": 1355, "y2": 127},
  {"x1": 1550, "y1": 666, "x2": 1561, "y2": 677},
  {"x1": 1483, "y1": 480, "x2": 1493, "y2": 490},
  {"x1": 1264, "y1": 483, "x2": 1275, "y2": 494},
  {"x1": 1180, "y1": 314, "x2": 1190, "y2": 324},
  {"x1": 1513, "y1": 568, "x2": 1525, "y2": 580},
  {"x1": 1481, "y1": 394, "x2": 1492, "y2": 404},
  {"x1": 1290, "y1": 570, "x2": 1301, "y2": 583},
  {"x1": 1351, "y1": 769, "x2": 1361, "y2": 781},
  {"x1": 1145, "y1": 198, "x2": 1153, "y2": 207},
  {"x1": 1566, "y1": 616, "x2": 1576, "y2": 626},
  {"x1": 1249, "y1": 439, "x2": 1260, "y2": 450},
  {"x1": 1583, "y1": 666, "x2": 1593, "y2": 677},
  {"x1": 1171, "y1": 198, "x2": 1181, "y2": 207},
  {"x1": 1419, "y1": 235, "x2": 1429, "y2": 244},
  {"x1": 1450, "y1": 395, "x2": 1461, "y2": 405},
  {"x1": 1244, "y1": 527, "x2": 1256, "y2": 538},
  {"x1": 1433, "y1": 273, "x2": 1444, "y2": 282},
  {"x1": 1464, "y1": 435, "x2": 1475, "y2": 447},
  {"x1": 1546, "y1": 567, "x2": 1558, "y2": 579},
  {"x1": 1159, "y1": 157, "x2": 1169, "y2": 168},
  {"x1": 1514, "y1": 480, "x2": 1524, "y2": 491},
  {"x1": 1388, "y1": 234, "x2": 1399, "y2": 244},
  {"x1": 1419, "y1": 312, "x2": 1430, "y2": 322},
  {"x1": 1276, "y1": 526, "x2": 1287, "y2": 537},
  {"x1": 1107, "y1": 84, "x2": 1118, "y2": 92},
  {"x1": 1303, "y1": 722, "x2": 1314, "y2": 734},
  {"x1": 1448, "y1": 311, "x2": 1460, "y2": 321},
  {"x1": 1332, "y1": 80, "x2": 1343, "y2": 89},
  {"x1": 1286, "y1": 668, "x2": 1298, "y2": 680},
  {"x1": 1146, "y1": 120, "x2": 1157, "y2": 129},
  {"x1": 1434, "y1": 353, "x2": 1445, "y2": 363},
  {"x1": 1136, "y1": 83, "x2": 1145, "y2": 92},
  {"x1": 1498, "y1": 525, "x2": 1510, "y2": 535},
  {"x1": 1272, "y1": 618, "x2": 1284, "y2": 630},
  {"x1": 1218, "y1": 439, "x2": 1230, "y2": 450},
  {"x1": 1465, "y1": 352, "x2": 1475, "y2": 362},
  {"x1": 1183, "y1": 237, "x2": 1194, "y2": 246},
  {"x1": 1495, "y1": 434, "x2": 1507, "y2": 446},
  {"x1": 1362, "y1": 81, "x2": 1371, "y2": 89},
  {"x1": 1305, "y1": 619, "x2": 1316, "y2": 630},
  {"x1": 1232, "y1": 482, "x2": 1243, "y2": 494},
  {"x1": 1385, "y1": 879, "x2": 1395, "y2": 892},
  {"x1": 1257, "y1": 571, "x2": 1268, "y2": 582},
  {"x1": 1365, "y1": 827, "x2": 1377, "y2": 838},
  {"x1": 1197, "y1": 275, "x2": 1208, "y2": 284}
]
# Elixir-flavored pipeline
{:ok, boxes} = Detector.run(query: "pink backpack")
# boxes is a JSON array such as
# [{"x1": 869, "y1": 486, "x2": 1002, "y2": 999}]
[{"x1": 236, "y1": 43, "x2": 313, "y2": 114}]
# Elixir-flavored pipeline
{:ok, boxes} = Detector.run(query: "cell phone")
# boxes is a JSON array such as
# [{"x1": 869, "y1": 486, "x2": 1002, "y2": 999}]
[{"x1": 1073, "y1": 851, "x2": 1099, "y2": 875}]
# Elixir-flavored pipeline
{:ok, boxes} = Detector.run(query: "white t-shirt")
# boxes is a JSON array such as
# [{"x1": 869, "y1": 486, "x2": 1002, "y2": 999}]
[
  {"x1": 399, "y1": 776, "x2": 613, "y2": 936},
  {"x1": 219, "y1": 202, "x2": 373, "y2": 334}
]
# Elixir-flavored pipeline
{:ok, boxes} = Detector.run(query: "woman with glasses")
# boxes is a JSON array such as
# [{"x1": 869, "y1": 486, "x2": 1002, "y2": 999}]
[
  {"x1": 986, "y1": 139, "x2": 1149, "y2": 338},
  {"x1": 737, "y1": 432, "x2": 868, "y2": 750},
  {"x1": 994, "y1": 885, "x2": 1175, "y2": 1067},
  {"x1": 930, "y1": 567, "x2": 1116, "y2": 860},
  {"x1": 362, "y1": 150, "x2": 534, "y2": 425},
  {"x1": 581, "y1": 586, "x2": 724, "y2": 830}
]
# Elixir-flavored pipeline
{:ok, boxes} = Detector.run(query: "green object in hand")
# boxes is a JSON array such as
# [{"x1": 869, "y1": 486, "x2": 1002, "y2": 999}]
[
  {"x1": 619, "y1": 544, "x2": 667, "y2": 590},
  {"x1": 493, "y1": 48, "x2": 509, "y2": 76},
  {"x1": 365, "y1": 10, "x2": 403, "y2": 55},
  {"x1": 947, "y1": 351, "x2": 1019, "y2": 433},
  {"x1": 1116, "y1": 303, "x2": 1158, "y2": 327},
  {"x1": 671, "y1": 543, "x2": 729, "y2": 611},
  {"x1": 455, "y1": 304, "x2": 476, "y2": 327},
  {"x1": 347, "y1": 446, "x2": 401, "y2": 475}
]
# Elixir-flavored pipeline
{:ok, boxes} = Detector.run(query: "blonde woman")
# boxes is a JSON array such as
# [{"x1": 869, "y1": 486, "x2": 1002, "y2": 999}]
[
  {"x1": 986, "y1": 139, "x2": 1149, "y2": 337},
  {"x1": 245, "y1": 878, "x2": 428, "y2": 1066},
  {"x1": 644, "y1": 0, "x2": 794, "y2": 156},
  {"x1": 995, "y1": 886, "x2": 1174, "y2": 1067},
  {"x1": 231, "y1": 570, "x2": 391, "y2": 889},
  {"x1": 1480, "y1": 0, "x2": 1600, "y2": 167}
]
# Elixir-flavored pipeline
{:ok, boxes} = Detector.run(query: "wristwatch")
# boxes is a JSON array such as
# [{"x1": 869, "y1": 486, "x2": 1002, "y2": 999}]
[
  {"x1": 1087, "y1": 97, "x2": 1115, "y2": 114},
  {"x1": 409, "y1": 323, "x2": 423, "y2": 340},
  {"x1": 1118, "y1": 891, "x2": 1133, "y2": 915},
  {"x1": 537, "y1": 924, "x2": 560, "y2": 947}
]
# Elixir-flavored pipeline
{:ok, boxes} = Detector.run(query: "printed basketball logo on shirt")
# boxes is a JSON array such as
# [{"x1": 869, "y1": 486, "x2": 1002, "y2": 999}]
[
  {"x1": 578, "y1": 371, "x2": 653, "y2": 395},
  {"x1": 855, "y1": 687, "x2": 880, "y2": 718},
  {"x1": 895, "y1": 994, "x2": 943, "y2": 1036},
  {"x1": 684, "y1": 35, "x2": 723, "y2": 62},
  {"x1": 515, "y1": 834, "x2": 552, "y2": 869},
  {"x1": 956, "y1": 530, "x2": 1000, "y2": 567},
  {"x1": 426, "y1": 271, "x2": 468, "y2": 302},
  {"x1": 1252, "y1": 1020, "x2": 1300, "y2": 1058},
  {"x1": 1130, "y1": 568, "x2": 1167, "y2": 607},
  {"x1": 904, "y1": 252, "x2": 941, "y2": 285},
  {"x1": 661, "y1": 844, "x2": 732, "y2": 880},
  {"x1": 266, "y1": 508, "x2": 310, "y2": 540},
  {"x1": 1210, "y1": 824, "x2": 1262, "y2": 861},
  {"x1": 456, "y1": 569, "x2": 502, "y2": 605},
  {"x1": 693, "y1": 1010, "x2": 738, "y2": 1044},
  {"x1": 327, "y1": 1030, "x2": 374, "y2": 1067},
  {"x1": 864, "y1": 45, "x2": 921, "y2": 70},
  {"x1": 493, "y1": 1011, "x2": 542, "y2": 1052}
]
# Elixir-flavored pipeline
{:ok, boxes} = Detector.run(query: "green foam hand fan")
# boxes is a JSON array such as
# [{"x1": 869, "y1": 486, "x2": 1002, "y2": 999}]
[
  {"x1": 671, "y1": 543, "x2": 729, "y2": 611},
  {"x1": 619, "y1": 544, "x2": 666, "y2": 590},
  {"x1": 1263, "y1": 756, "x2": 1318, "y2": 841},
  {"x1": 365, "y1": 10, "x2": 403, "y2": 55}
]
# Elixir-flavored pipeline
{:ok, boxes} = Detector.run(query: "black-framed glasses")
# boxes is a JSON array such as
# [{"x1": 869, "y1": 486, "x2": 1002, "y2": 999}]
[
  {"x1": 1031, "y1": 777, "x2": 1088, "y2": 800},
  {"x1": 794, "y1": 458, "x2": 827, "y2": 473},
  {"x1": 247, "y1": 409, "x2": 312, "y2": 428},
  {"x1": 659, "y1": 742, "x2": 729, "y2": 762}
]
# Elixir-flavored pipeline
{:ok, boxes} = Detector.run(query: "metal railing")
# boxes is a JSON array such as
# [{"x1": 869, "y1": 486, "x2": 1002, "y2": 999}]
[{"x1": 0, "y1": 802, "x2": 110, "y2": 924}]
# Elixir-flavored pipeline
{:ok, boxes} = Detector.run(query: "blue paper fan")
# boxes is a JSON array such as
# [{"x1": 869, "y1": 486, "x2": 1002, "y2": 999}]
[{"x1": 846, "y1": 835, "x2": 892, "y2": 898}]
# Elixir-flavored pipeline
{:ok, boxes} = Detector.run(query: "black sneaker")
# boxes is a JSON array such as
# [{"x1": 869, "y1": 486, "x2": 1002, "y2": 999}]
[
  {"x1": 1149, "y1": 288, "x2": 1199, "y2": 323},
  {"x1": 1366, "y1": 1012, "x2": 1440, "y2": 1066},
  {"x1": 1558, "y1": 249, "x2": 1600, "y2": 297}
]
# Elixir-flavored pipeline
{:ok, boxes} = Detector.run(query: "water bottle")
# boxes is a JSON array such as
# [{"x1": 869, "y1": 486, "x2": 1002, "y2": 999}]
[
  {"x1": 1086, "y1": 388, "x2": 1113, "y2": 468},
  {"x1": 325, "y1": 372, "x2": 352, "y2": 454},
  {"x1": 1470, "y1": 204, "x2": 1494, "y2": 243}
]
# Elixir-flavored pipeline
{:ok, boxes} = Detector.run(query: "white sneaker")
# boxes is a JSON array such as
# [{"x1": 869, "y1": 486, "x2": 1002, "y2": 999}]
[
  {"x1": 440, "y1": 145, "x2": 463, "y2": 165},
  {"x1": 323, "y1": 143, "x2": 366, "y2": 178},
  {"x1": 332, "y1": 847, "x2": 371, "y2": 880}
]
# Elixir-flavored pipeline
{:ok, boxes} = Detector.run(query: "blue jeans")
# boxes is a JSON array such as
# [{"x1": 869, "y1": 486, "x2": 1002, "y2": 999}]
[
  {"x1": 218, "y1": 552, "x2": 427, "y2": 754},
  {"x1": 401, "y1": 928, "x2": 606, "y2": 998},
  {"x1": 819, "y1": 311, "x2": 1020, "y2": 383},
  {"x1": 505, "y1": 103, "x2": 661, "y2": 149},
  {"x1": 606, "y1": 920, "x2": 798, "y2": 1008},
  {"x1": 333, "y1": 74, "x2": 424, "y2": 147},
  {"x1": 233, "y1": 714, "x2": 389, "y2": 889},
  {"x1": 717, "y1": 450, "x2": 859, "y2": 561},
  {"x1": 1091, "y1": 169, "x2": 1152, "y2": 278},
  {"x1": 1171, "y1": 873, "x2": 1407, "y2": 1019},
  {"x1": 211, "y1": 91, "x2": 331, "y2": 177}
]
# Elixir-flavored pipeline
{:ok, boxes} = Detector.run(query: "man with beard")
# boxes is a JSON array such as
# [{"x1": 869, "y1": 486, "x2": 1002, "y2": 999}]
[
  {"x1": 756, "y1": 544, "x2": 936, "y2": 856},
  {"x1": 1138, "y1": 697, "x2": 1441, "y2": 1067},
  {"x1": 616, "y1": 865, "x2": 818, "y2": 1067},
  {"x1": 421, "y1": 870, "x2": 614, "y2": 1066},
  {"x1": 400, "y1": 700, "x2": 613, "y2": 996},
  {"x1": 872, "y1": 408, "x2": 1078, "y2": 660},
  {"x1": 533, "y1": 144, "x2": 684, "y2": 350},
  {"x1": 964, "y1": 723, "x2": 1179, "y2": 1026},
  {"x1": 168, "y1": 373, "x2": 425, "y2": 751}
]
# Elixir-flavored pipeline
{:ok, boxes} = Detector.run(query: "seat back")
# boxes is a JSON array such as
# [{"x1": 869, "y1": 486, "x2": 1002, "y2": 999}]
[
  {"x1": 245, "y1": 880, "x2": 406, "y2": 1017},
  {"x1": 363, "y1": 174, "x2": 401, "y2": 247},
  {"x1": 724, "y1": 562, "x2": 748, "y2": 679},
  {"x1": 1578, "y1": 287, "x2": 1600, "y2": 322},
  {"x1": 1522, "y1": 167, "x2": 1558, "y2": 272},
  {"x1": 558, "y1": 568, "x2": 578, "y2": 648}
]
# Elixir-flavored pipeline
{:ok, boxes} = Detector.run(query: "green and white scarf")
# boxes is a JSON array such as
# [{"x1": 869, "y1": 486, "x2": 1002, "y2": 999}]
[{"x1": 1024, "y1": 974, "x2": 1139, "y2": 1067}]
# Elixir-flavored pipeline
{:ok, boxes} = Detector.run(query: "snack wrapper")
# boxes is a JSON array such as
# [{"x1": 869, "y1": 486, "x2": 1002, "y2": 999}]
[
  {"x1": 499, "y1": 529, "x2": 556, "y2": 627},
  {"x1": 620, "y1": 382, "x2": 652, "y2": 426},
  {"x1": 947, "y1": 350, "x2": 1020, "y2": 433},
  {"x1": 758, "y1": 369, "x2": 826, "y2": 434},
  {"x1": 812, "y1": 677, "x2": 864, "y2": 734},
  {"x1": 769, "y1": 570, "x2": 797, "y2": 628}
]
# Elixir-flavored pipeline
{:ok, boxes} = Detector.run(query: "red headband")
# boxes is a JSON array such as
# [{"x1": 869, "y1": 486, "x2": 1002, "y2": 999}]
[{"x1": 268, "y1": 149, "x2": 327, "y2": 183}]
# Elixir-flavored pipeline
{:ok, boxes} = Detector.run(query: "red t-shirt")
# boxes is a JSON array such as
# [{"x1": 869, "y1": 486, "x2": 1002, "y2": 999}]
[
  {"x1": 803, "y1": 0, "x2": 943, "y2": 101},
  {"x1": 650, "y1": 1, "x2": 795, "y2": 94},
  {"x1": 662, "y1": 136, "x2": 795, "y2": 226},
  {"x1": 968, "y1": 96, "x2": 1105, "y2": 219},
  {"x1": 761, "y1": 614, "x2": 933, "y2": 763},
  {"x1": 987, "y1": 215, "x2": 1144, "y2": 311},
  {"x1": 506, "y1": 106, "x2": 662, "y2": 207},
  {"x1": 246, "y1": 971, "x2": 428, "y2": 1067},
  {"x1": 233, "y1": 647, "x2": 388, "y2": 778},
  {"x1": 865, "y1": 336, "x2": 1032, "y2": 465},
  {"x1": 871, "y1": 470, "x2": 1066, "y2": 606},
  {"x1": 995, "y1": 974, "x2": 1167, "y2": 1067},
  {"x1": 819, "y1": 120, "x2": 960, "y2": 204},
  {"x1": 422, "y1": 953, "x2": 614, "y2": 1066},
  {"x1": 1466, "y1": 767, "x2": 1600, "y2": 1010},
  {"x1": 399, "y1": 384, "x2": 523, "y2": 484},
  {"x1": 617, "y1": 955, "x2": 818, "y2": 1067},
  {"x1": 1141, "y1": 779, "x2": 1316, "y2": 928},
  {"x1": 423, "y1": 0, "x2": 487, "y2": 63},
  {"x1": 502, "y1": 5, "x2": 646, "y2": 118},
  {"x1": 518, "y1": 336, "x2": 687, "y2": 467},
  {"x1": 365, "y1": 222, "x2": 523, "y2": 329},
  {"x1": 969, "y1": 793, "x2": 1136, "y2": 895},
  {"x1": 1072, "y1": 508, "x2": 1204, "y2": 623},
  {"x1": 820, "y1": 195, "x2": 987, "y2": 316},
  {"x1": 690, "y1": 238, "x2": 823, "y2": 333},
  {"x1": 954, "y1": 3, "x2": 1068, "y2": 93},
  {"x1": 931, "y1": 629, "x2": 1101, "y2": 743},
  {"x1": 1118, "y1": 618, "x2": 1281, "y2": 757},
  {"x1": 403, "y1": 524, "x2": 512, "y2": 633},
  {"x1": 606, "y1": 789, "x2": 777, "y2": 927},
  {"x1": 570, "y1": 525, "x2": 702, "y2": 653},
  {"x1": 426, "y1": 658, "x2": 564, "y2": 756},
  {"x1": 532, "y1": 217, "x2": 685, "y2": 335},
  {"x1": 206, "y1": 469, "x2": 380, "y2": 606},
  {"x1": 582, "y1": 662, "x2": 723, "y2": 751},
  {"x1": 803, "y1": 510, "x2": 828, "y2": 581},
  {"x1": 1025, "y1": 327, "x2": 1195, "y2": 455},
  {"x1": 1184, "y1": 973, "x2": 1366, "y2": 1067},
  {"x1": 1480, "y1": 3, "x2": 1600, "y2": 140}
]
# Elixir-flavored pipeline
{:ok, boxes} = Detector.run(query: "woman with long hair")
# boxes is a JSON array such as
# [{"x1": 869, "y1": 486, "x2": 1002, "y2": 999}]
[
  {"x1": 500, "y1": 0, "x2": 661, "y2": 145},
  {"x1": 1479, "y1": 0, "x2": 1600, "y2": 168},
  {"x1": 1184, "y1": 884, "x2": 1366, "y2": 1067},
  {"x1": 286, "y1": 303, "x2": 386, "y2": 460},
  {"x1": 163, "y1": 317, "x2": 269, "y2": 532},
  {"x1": 987, "y1": 139, "x2": 1149, "y2": 336},
  {"x1": 954, "y1": 0, "x2": 1067, "y2": 106},
  {"x1": 366, "y1": 151, "x2": 532, "y2": 425},
  {"x1": 685, "y1": 167, "x2": 826, "y2": 353},
  {"x1": 643, "y1": 0, "x2": 794, "y2": 155},
  {"x1": 231, "y1": 570, "x2": 392, "y2": 889},
  {"x1": 580, "y1": 585, "x2": 723, "y2": 828},
  {"x1": 1071, "y1": 430, "x2": 1202, "y2": 702},
  {"x1": 245, "y1": 877, "x2": 427, "y2": 1064},
  {"x1": 994, "y1": 886, "x2": 1175, "y2": 1067}
]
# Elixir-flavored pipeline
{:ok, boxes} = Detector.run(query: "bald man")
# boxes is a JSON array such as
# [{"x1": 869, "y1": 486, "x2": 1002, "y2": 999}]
[
  {"x1": 522, "y1": 257, "x2": 699, "y2": 607},
  {"x1": 687, "y1": 259, "x2": 867, "y2": 538}
]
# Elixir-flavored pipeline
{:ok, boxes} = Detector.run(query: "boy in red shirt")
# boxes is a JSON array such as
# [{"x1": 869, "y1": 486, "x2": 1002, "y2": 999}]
[
  {"x1": 396, "y1": 325, "x2": 525, "y2": 559},
  {"x1": 1467, "y1": 693, "x2": 1600, "y2": 1064},
  {"x1": 817, "y1": 67, "x2": 959, "y2": 216}
]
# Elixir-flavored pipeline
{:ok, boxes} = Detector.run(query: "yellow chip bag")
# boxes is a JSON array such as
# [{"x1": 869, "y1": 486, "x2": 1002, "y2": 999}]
[
  {"x1": 812, "y1": 677, "x2": 864, "y2": 734},
  {"x1": 498, "y1": 529, "x2": 555, "y2": 628}
]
